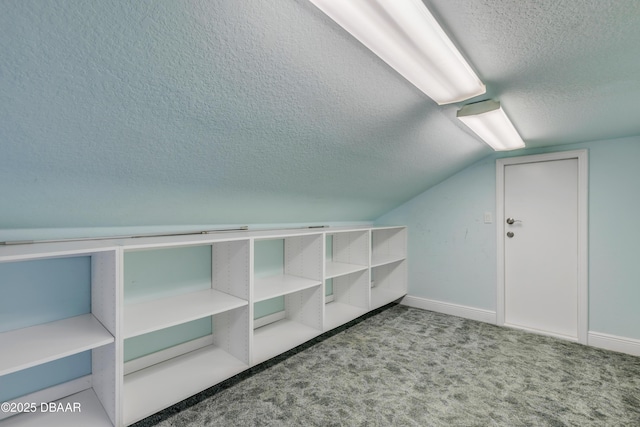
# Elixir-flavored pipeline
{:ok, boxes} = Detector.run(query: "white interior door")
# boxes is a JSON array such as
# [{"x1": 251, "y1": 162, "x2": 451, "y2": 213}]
[{"x1": 503, "y1": 158, "x2": 579, "y2": 340}]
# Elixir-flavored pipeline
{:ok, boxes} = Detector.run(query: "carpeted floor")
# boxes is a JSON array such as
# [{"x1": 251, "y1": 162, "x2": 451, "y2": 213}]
[{"x1": 135, "y1": 304, "x2": 640, "y2": 426}]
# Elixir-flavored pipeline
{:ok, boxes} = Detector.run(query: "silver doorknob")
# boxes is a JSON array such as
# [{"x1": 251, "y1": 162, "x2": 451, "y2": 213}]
[
  {"x1": 506, "y1": 218, "x2": 522, "y2": 225},
  {"x1": 507, "y1": 231, "x2": 514, "y2": 238}
]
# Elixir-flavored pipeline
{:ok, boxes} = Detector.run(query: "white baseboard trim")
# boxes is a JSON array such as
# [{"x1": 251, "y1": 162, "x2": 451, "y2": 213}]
[
  {"x1": 400, "y1": 295, "x2": 497, "y2": 324},
  {"x1": 588, "y1": 331, "x2": 640, "y2": 357},
  {"x1": 400, "y1": 297, "x2": 640, "y2": 357}
]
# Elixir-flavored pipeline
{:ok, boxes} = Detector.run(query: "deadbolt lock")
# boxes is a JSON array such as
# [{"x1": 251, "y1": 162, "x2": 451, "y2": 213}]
[{"x1": 507, "y1": 231, "x2": 515, "y2": 238}]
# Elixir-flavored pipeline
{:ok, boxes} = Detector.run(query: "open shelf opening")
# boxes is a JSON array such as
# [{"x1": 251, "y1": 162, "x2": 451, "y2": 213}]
[
  {"x1": 0, "y1": 250, "x2": 117, "y2": 426},
  {"x1": 371, "y1": 259, "x2": 407, "y2": 309}
]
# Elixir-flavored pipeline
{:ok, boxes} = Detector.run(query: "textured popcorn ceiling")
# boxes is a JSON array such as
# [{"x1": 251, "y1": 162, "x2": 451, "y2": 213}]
[{"x1": 1, "y1": 0, "x2": 639, "y2": 229}]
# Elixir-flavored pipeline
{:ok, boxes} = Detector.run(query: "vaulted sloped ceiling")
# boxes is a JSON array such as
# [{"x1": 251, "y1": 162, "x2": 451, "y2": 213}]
[{"x1": 1, "y1": 1, "x2": 639, "y2": 229}]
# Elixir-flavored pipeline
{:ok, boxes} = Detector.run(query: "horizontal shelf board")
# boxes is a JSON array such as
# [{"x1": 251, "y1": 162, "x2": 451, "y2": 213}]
[
  {"x1": 325, "y1": 261, "x2": 368, "y2": 279},
  {"x1": 124, "y1": 289, "x2": 248, "y2": 339},
  {"x1": 0, "y1": 314, "x2": 114, "y2": 376},
  {"x1": 0, "y1": 388, "x2": 112, "y2": 427},
  {"x1": 325, "y1": 227, "x2": 370, "y2": 235},
  {"x1": 254, "y1": 275, "x2": 321, "y2": 303},
  {"x1": 251, "y1": 229, "x2": 324, "y2": 240},
  {"x1": 371, "y1": 254, "x2": 406, "y2": 268},
  {"x1": 123, "y1": 345, "x2": 248, "y2": 425},
  {"x1": 117, "y1": 233, "x2": 251, "y2": 250},
  {"x1": 0, "y1": 241, "x2": 118, "y2": 262},
  {"x1": 371, "y1": 226, "x2": 406, "y2": 232},
  {"x1": 252, "y1": 319, "x2": 321, "y2": 365},
  {"x1": 324, "y1": 302, "x2": 367, "y2": 331},
  {"x1": 371, "y1": 288, "x2": 407, "y2": 310}
]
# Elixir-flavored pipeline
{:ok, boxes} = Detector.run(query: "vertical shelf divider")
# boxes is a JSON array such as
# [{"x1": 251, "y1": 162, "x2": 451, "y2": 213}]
[{"x1": 91, "y1": 250, "x2": 120, "y2": 426}]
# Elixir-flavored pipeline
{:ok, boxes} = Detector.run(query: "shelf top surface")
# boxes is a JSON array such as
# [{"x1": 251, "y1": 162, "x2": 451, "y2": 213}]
[
  {"x1": 254, "y1": 274, "x2": 322, "y2": 302},
  {"x1": 370, "y1": 225, "x2": 407, "y2": 232},
  {"x1": 114, "y1": 230, "x2": 252, "y2": 250},
  {"x1": 124, "y1": 288, "x2": 248, "y2": 338},
  {"x1": 325, "y1": 261, "x2": 368, "y2": 279},
  {"x1": 0, "y1": 239, "x2": 118, "y2": 262},
  {"x1": 124, "y1": 344, "x2": 248, "y2": 425},
  {"x1": 0, "y1": 226, "x2": 406, "y2": 257},
  {"x1": 371, "y1": 254, "x2": 406, "y2": 268},
  {"x1": 0, "y1": 314, "x2": 114, "y2": 376}
]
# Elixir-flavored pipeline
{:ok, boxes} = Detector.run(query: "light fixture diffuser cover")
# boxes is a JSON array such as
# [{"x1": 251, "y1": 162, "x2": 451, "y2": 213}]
[
  {"x1": 457, "y1": 100, "x2": 525, "y2": 151},
  {"x1": 309, "y1": 0, "x2": 485, "y2": 105}
]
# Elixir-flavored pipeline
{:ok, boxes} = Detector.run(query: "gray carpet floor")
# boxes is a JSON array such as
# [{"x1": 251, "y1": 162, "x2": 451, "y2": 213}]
[{"x1": 136, "y1": 304, "x2": 640, "y2": 426}]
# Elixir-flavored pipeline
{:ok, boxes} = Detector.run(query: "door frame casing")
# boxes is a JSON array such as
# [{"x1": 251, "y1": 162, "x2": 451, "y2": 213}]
[{"x1": 496, "y1": 149, "x2": 588, "y2": 344}]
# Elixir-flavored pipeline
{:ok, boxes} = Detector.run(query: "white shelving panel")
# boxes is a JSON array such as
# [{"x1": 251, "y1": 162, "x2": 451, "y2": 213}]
[
  {"x1": 324, "y1": 302, "x2": 367, "y2": 331},
  {"x1": 1, "y1": 225, "x2": 406, "y2": 426},
  {"x1": 254, "y1": 275, "x2": 322, "y2": 302},
  {"x1": 325, "y1": 262, "x2": 368, "y2": 279},
  {"x1": 371, "y1": 259, "x2": 408, "y2": 310},
  {"x1": 124, "y1": 289, "x2": 248, "y2": 339},
  {"x1": 123, "y1": 344, "x2": 248, "y2": 425},
  {"x1": 252, "y1": 318, "x2": 321, "y2": 365},
  {"x1": 371, "y1": 287, "x2": 407, "y2": 310},
  {"x1": 0, "y1": 314, "x2": 114, "y2": 376},
  {"x1": 371, "y1": 253, "x2": 406, "y2": 268}
]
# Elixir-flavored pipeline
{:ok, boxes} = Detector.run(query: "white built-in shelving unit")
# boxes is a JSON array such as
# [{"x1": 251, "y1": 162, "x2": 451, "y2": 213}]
[{"x1": 0, "y1": 226, "x2": 406, "y2": 426}]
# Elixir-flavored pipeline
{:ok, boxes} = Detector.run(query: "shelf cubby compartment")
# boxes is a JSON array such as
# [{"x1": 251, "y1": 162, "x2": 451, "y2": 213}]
[
  {"x1": 121, "y1": 239, "x2": 251, "y2": 426},
  {"x1": 323, "y1": 230, "x2": 370, "y2": 330},
  {"x1": 371, "y1": 259, "x2": 408, "y2": 310},
  {"x1": 371, "y1": 226, "x2": 407, "y2": 267},
  {"x1": 0, "y1": 247, "x2": 118, "y2": 427},
  {"x1": 252, "y1": 233, "x2": 324, "y2": 365},
  {"x1": 123, "y1": 307, "x2": 250, "y2": 425},
  {"x1": 325, "y1": 229, "x2": 370, "y2": 280},
  {"x1": 252, "y1": 286, "x2": 323, "y2": 365},
  {"x1": 324, "y1": 269, "x2": 369, "y2": 331}
]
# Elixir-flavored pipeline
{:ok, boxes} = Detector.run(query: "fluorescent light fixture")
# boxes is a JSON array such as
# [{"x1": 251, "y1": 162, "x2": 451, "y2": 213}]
[
  {"x1": 309, "y1": 0, "x2": 485, "y2": 105},
  {"x1": 457, "y1": 100, "x2": 525, "y2": 151}
]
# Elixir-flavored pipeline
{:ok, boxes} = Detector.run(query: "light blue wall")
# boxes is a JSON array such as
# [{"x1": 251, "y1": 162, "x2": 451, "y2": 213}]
[
  {"x1": 0, "y1": 257, "x2": 91, "y2": 332},
  {"x1": 377, "y1": 155, "x2": 497, "y2": 309},
  {"x1": 376, "y1": 136, "x2": 640, "y2": 340},
  {"x1": 586, "y1": 138, "x2": 640, "y2": 339}
]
